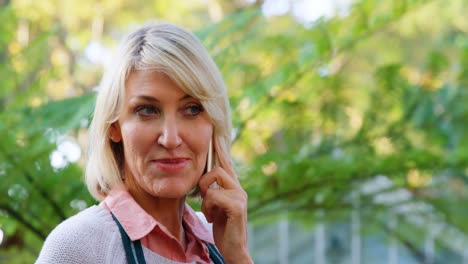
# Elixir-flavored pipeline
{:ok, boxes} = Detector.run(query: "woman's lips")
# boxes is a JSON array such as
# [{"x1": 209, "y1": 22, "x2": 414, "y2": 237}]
[{"x1": 152, "y1": 158, "x2": 190, "y2": 172}]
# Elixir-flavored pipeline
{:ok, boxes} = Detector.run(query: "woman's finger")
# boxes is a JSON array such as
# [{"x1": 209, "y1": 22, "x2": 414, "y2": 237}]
[
  {"x1": 198, "y1": 167, "x2": 240, "y2": 197},
  {"x1": 201, "y1": 187, "x2": 247, "y2": 223}
]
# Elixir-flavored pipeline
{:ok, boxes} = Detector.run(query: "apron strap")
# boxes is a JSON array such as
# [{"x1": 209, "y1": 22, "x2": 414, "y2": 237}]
[
  {"x1": 111, "y1": 212, "x2": 225, "y2": 264},
  {"x1": 111, "y1": 213, "x2": 146, "y2": 264},
  {"x1": 206, "y1": 243, "x2": 225, "y2": 264}
]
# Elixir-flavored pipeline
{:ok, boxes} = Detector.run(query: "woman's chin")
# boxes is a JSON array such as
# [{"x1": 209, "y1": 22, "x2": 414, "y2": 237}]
[{"x1": 149, "y1": 185, "x2": 194, "y2": 199}]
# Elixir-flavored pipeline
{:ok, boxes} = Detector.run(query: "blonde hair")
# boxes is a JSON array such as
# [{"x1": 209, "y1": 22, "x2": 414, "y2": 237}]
[{"x1": 85, "y1": 23, "x2": 233, "y2": 200}]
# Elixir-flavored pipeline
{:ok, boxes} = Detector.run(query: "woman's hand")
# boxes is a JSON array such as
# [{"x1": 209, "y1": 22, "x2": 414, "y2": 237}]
[{"x1": 198, "y1": 167, "x2": 253, "y2": 264}]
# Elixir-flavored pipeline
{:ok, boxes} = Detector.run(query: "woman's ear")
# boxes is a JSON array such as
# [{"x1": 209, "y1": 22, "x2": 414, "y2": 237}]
[{"x1": 109, "y1": 122, "x2": 122, "y2": 142}]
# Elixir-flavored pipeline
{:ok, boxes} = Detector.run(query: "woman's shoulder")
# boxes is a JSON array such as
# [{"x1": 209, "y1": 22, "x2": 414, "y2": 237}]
[
  {"x1": 47, "y1": 205, "x2": 113, "y2": 238},
  {"x1": 36, "y1": 205, "x2": 123, "y2": 263}
]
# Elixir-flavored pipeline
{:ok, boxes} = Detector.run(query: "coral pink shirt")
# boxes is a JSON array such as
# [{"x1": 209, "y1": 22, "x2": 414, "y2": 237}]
[{"x1": 101, "y1": 189, "x2": 214, "y2": 263}]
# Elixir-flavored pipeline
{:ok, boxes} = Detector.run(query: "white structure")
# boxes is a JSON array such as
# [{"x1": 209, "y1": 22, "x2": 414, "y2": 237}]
[{"x1": 248, "y1": 175, "x2": 468, "y2": 263}]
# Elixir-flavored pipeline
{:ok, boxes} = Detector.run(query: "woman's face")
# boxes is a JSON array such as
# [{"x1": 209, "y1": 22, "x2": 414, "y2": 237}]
[{"x1": 110, "y1": 70, "x2": 212, "y2": 199}]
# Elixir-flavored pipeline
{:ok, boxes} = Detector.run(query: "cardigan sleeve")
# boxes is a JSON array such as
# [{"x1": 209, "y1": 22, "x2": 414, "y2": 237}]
[
  {"x1": 35, "y1": 205, "x2": 123, "y2": 264},
  {"x1": 36, "y1": 221, "x2": 96, "y2": 263}
]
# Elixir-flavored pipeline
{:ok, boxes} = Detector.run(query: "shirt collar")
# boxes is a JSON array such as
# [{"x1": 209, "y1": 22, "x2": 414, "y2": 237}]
[
  {"x1": 183, "y1": 204, "x2": 214, "y2": 244},
  {"x1": 103, "y1": 188, "x2": 214, "y2": 244}
]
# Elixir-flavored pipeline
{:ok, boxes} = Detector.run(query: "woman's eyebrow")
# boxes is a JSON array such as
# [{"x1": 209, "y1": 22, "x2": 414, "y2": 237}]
[
  {"x1": 179, "y1": 94, "x2": 194, "y2": 101},
  {"x1": 130, "y1": 95, "x2": 159, "y2": 103},
  {"x1": 129, "y1": 94, "x2": 194, "y2": 103}
]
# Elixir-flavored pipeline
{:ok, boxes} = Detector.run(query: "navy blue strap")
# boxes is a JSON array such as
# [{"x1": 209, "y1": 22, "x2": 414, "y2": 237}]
[
  {"x1": 111, "y1": 212, "x2": 225, "y2": 264},
  {"x1": 206, "y1": 243, "x2": 225, "y2": 264},
  {"x1": 111, "y1": 213, "x2": 146, "y2": 264}
]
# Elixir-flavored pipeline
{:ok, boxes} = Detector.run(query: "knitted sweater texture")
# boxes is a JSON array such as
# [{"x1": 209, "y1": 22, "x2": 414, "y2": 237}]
[{"x1": 35, "y1": 205, "x2": 199, "y2": 264}]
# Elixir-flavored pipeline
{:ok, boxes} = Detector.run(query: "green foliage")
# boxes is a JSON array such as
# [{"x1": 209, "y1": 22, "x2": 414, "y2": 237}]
[
  {"x1": 205, "y1": 0, "x2": 468, "y2": 258},
  {"x1": 0, "y1": 5, "x2": 95, "y2": 261}
]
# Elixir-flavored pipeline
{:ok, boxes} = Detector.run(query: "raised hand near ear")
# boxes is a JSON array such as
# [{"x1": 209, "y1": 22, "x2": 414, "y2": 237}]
[{"x1": 199, "y1": 167, "x2": 253, "y2": 264}]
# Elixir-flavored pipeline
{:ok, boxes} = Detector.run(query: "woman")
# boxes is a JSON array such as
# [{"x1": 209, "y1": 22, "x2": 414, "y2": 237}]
[{"x1": 37, "y1": 23, "x2": 252, "y2": 264}]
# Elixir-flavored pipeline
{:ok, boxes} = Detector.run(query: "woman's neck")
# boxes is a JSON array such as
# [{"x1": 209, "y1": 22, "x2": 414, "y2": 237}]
[{"x1": 122, "y1": 181, "x2": 187, "y2": 249}]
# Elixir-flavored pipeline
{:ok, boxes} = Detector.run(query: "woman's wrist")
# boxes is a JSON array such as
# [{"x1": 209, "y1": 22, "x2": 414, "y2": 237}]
[{"x1": 224, "y1": 247, "x2": 253, "y2": 264}]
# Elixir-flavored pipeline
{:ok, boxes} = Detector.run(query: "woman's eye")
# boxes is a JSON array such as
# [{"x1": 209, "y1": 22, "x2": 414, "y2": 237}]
[
  {"x1": 183, "y1": 104, "x2": 204, "y2": 116},
  {"x1": 135, "y1": 105, "x2": 159, "y2": 117}
]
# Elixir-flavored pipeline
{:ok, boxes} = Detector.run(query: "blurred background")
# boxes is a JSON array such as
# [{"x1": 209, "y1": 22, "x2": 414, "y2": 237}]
[{"x1": 0, "y1": 0, "x2": 467, "y2": 263}]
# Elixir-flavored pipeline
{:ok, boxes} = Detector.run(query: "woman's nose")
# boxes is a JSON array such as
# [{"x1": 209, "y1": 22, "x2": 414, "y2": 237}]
[{"x1": 157, "y1": 116, "x2": 182, "y2": 149}]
